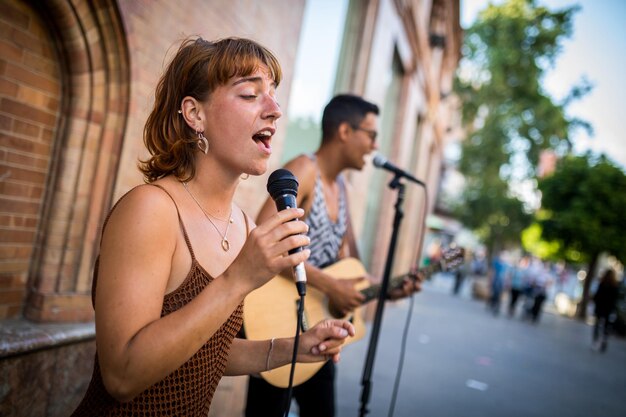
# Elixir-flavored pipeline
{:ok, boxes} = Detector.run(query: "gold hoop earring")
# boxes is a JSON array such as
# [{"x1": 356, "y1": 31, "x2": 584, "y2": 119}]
[
  {"x1": 197, "y1": 131, "x2": 209, "y2": 154},
  {"x1": 240, "y1": 173, "x2": 250, "y2": 180}
]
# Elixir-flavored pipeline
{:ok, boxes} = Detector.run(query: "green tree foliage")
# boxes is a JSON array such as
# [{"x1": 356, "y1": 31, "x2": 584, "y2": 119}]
[
  {"x1": 538, "y1": 153, "x2": 626, "y2": 317},
  {"x1": 453, "y1": 0, "x2": 590, "y2": 255}
]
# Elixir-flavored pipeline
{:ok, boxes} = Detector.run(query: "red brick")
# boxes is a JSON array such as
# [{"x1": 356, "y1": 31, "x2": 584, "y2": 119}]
[
  {"x1": 0, "y1": 197, "x2": 40, "y2": 216},
  {"x1": 4, "y1": 303, "x2": 22, "y2": 318},
  {"x1": 0, "y1": 272, "x2": 26, "y2": 292},
  {"x1": 0, "y1": 214, "x2": 39, "y2": 228},
  {"x1": 0, "y1": 38, "x2": 24, "y2": 61},
  {"x1": 4, "y1": 61, "x2": 60, "y2": 95},
  {"x1": 0, "y1": 288, "x2": 26, "y2": 304},
  {"x1": 40, "y1": 128, "x2": 54, "y2": 142},
  {"x1": 0, "y1": 304, "x2": 9, "y2": 319},
  {"x1": 0, "y1": 259, "x2": 30, "y2": 274},
  {"x1": 22, "y1": 50, "x2": 59, "y2": 75},
  {"x1": 0, "y1": 23, "x2": 10, "y2": 44},
  {"x1": 0, "y1": 273, "x2": 20, "y2": 288},
  {"x1": 3, "y1": 149, "x2": 49, "y2": 171},
  {"x1": 0, "y1": 226, "x2": 36, "y2": 242},
  {"x1": 9, "y1": 26, "x2": 46, "y2": 56},
  {"x1": 0, "y1": 77, "x2": 19, "y2": 96},
  {"x1": 0, "y1": 246, "x2": 32, "y2": 260},
  {"x1": 0, "y1": 114, "x2": 11, "y2": 131},
  {"x1": 12, "y1": 119, "x2": 41, "y2": 138},
  {"x1": 0, "y1": 133, "x2": 52, "y2": 154},
  {"x1": 0, "y1": 164, "x2": 47, "y2": 184},
  {"x1": 0, "y1": 2, "x2": 30, "y2": 30},
  {"x1": 0, "y1": 181, "x2": 43, "y2": 199},
  {"x1": 46, "y1": 96, "x2": 60, "y2": 112},
  {"x1": 0, "y1": 97, "x2": 57, "y2": 125},
  {"x1": 17, "y1": 83, "x2": 60, "y2": 111},
  {"x1": 24, "y1": 292, "x2": 95, "y2": 322}
]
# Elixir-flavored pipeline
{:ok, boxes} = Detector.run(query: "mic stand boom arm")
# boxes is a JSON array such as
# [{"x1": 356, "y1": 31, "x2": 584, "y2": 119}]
[{"x1": 359, "y1": 174, "x2": 406, "y2": 417}]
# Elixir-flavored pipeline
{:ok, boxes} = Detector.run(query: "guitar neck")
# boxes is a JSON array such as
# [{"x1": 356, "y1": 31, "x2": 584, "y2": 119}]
[{"x1": 360, "y1": 262, "x2": 443, "y2": 303}]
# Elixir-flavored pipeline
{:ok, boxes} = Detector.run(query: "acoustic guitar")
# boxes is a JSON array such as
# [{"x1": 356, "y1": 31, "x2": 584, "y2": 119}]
[{"x1": 242, "y1": 248, "x2": 464, "y2": 387}]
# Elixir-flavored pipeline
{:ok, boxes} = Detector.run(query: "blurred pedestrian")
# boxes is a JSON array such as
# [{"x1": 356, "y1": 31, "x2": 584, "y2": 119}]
[
  {"x1": 526, "y1": 261, "x2": 552, "y2": 323},
  {"x1": 487, "y1": 252, "x2": 508, "y2": 316},
  {"x1": 592, "y1": 268, "x2": 620, "y2": 352},
  {"x1": 508, "y1": 256, "x2": 529, "y2": 317},
  {"x1": 471, "y1": 251, "x2": 487, "y2": 277},
  {"x1": 452, "y1": 248, "x2": 469, "y2": 296}
]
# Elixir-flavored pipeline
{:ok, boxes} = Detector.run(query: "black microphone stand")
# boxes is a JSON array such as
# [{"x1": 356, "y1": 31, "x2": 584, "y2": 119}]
[{"x1": 359, "y1": 174, "x2": 406, "y2": 417}]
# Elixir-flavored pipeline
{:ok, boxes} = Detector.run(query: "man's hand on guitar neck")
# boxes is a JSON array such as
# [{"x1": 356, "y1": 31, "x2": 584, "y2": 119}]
[
  {"x1": 324, "y1": 269, "x2": 424, "y2": 316},
  {"x1": 327, "y1": 276, "x2": 367, "y2": 317},
  {"x1": 387, "y1": 270, "x2": 424, "y2": 300}
]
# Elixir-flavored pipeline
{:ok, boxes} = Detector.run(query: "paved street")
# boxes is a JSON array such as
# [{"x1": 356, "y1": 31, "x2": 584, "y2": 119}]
[{"x1": 325, "y1": 274, "x2": 626, "y2": 417}]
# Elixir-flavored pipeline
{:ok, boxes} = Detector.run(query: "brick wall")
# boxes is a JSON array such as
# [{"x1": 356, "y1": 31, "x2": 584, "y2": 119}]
[{"x1": 0, "y1": 0, "x2": 62, "y2": 319}]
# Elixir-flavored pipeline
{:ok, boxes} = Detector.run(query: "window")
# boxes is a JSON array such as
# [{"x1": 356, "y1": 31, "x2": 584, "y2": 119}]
[{"x1": 281, "y1": 0, "x2": 349, "y2": 163}]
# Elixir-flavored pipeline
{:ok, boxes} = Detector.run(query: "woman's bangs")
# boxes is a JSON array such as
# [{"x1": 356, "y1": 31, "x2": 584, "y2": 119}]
[{"x1": 213, "y1": 42, "x2": 282, "y2": 86}]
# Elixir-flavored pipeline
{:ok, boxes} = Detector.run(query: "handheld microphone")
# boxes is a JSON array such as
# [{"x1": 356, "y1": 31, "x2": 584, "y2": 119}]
[
  {"x1": 267, "y1": 168, "x2": 307, "y2": 296},
  {"x1": 372, "y1": 154, "x2": 425, "y2": 186}
]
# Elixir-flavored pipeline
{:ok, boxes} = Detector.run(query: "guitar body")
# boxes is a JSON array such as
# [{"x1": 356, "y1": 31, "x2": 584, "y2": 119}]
[
  {"x1": 243, "y1": 257, "x2": 368, "y2": 388},
  {"x1": 242, "y1": 247, "x2": 463, "y2": 387}
]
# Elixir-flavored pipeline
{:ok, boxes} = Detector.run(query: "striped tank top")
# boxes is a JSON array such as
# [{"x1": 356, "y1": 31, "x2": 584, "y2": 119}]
[{"x1": 304, "y1": 155, "x2": 348, "y2": 268}]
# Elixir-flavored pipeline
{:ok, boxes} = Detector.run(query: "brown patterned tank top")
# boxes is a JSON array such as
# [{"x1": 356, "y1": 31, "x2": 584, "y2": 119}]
[{"x1": 71, "y1": 184, "x2": 246, "y2": 416}]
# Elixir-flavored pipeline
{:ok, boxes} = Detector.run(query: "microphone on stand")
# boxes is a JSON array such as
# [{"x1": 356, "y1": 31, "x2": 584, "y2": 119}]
[
  {"x1": 373, "y1": 154, "x2": 425, "y2": 186},
  {"x1": 267, "y1": 168, "x2": 307, "y2": 296}
]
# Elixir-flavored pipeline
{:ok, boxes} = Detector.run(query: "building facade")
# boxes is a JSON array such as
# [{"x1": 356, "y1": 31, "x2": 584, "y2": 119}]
[{"x1": 0, "y1": 0, "x2": 461, "y2": 415}]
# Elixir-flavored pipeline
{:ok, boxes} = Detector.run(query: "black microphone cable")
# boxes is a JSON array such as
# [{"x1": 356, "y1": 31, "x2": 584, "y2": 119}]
[{"x1": 283, "y1": 294, "x2": 305, "y2": 417}]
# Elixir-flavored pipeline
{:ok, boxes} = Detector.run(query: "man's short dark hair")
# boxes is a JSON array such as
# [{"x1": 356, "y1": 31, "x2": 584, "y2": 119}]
[{"x1": 321, "y1": 94, "x2": 379, "y2": 142}]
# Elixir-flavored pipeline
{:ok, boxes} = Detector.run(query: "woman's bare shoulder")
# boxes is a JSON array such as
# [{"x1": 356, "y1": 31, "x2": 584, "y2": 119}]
[{"x1": 104, "y1": 183, "x2": 180, "y2": 237}]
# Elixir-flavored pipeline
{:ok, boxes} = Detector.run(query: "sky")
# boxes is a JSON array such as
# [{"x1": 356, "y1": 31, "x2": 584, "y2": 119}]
[
  {"x1": 288, "y1": 0, "x2": 348, "y2": 122},
  {"x1": 462, "y1": 0, "x2": 626, "y2": 170}
]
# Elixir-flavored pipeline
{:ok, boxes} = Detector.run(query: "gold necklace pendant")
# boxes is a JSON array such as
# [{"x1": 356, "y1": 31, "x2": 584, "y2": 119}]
[{"x1": 182, "y1": 181, "x2": 233, "y2": 252}]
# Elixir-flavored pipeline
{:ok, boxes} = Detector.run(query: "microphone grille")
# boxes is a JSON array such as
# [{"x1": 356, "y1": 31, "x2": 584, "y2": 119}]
[
  {"x1": 267, "y1": 168, "x2": 299, "y2": 199},
  {"x1": 372, "y1": 154, "x2": 387, "y2": 168}
]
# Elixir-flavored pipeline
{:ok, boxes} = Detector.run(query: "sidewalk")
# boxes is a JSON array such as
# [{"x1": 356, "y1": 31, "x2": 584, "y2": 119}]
[{"x1": 323, "y1": 274, "x2": 626, "y2": 417}]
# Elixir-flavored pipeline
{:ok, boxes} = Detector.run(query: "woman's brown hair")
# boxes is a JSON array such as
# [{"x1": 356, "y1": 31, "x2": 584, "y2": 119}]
[{"x1": 139, "y1": 37, "x2": 282, "y2": 183}]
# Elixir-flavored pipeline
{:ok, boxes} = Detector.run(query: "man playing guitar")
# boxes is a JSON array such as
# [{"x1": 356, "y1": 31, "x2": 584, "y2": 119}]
[{"x1": 245, "y1": 94, "x2": 423, "y2": 417}]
